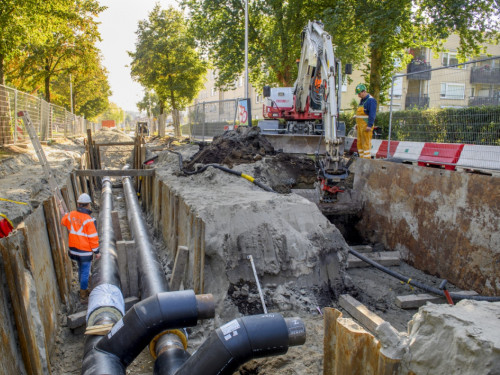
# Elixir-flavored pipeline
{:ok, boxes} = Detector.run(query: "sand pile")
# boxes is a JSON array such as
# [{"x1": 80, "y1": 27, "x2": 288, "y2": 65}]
[
  {"x1": 0, "y1": 143, "x2": 82, "y2": 226},
  {"x1": 401, "y1": 300, "x2": 500, "y2": 374}
]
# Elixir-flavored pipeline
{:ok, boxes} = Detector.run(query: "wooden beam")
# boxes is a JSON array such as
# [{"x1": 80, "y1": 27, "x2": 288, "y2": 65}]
[
  {"x1": 94, "y1": 142, "x2": 135, "y2": 146},
  {"x1": 395, "y1": 291, "x2": 478, "y2": 309},
  {"x1": 170, "y1": 246, "x2": 189, "y2": 290},
  {"x1": 346, "y1": 251, "x2": 400, "y2": 269},
  {"x1": 116, "y1": 240, "x2": 134, "y2": 297},
  {"x1": 75, "y1": 169, "x2": 155, "y2": 177},
  {"x1": 339, "y1": 294, "x2": 385, "y2": 334},
  {"x1": 111, "y1": 211, "x2": 123, "y2": 242}
]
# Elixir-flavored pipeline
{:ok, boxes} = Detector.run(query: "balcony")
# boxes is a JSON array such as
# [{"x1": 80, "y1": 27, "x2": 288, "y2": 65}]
[
  {"x1": 405, "y1": 95, "x2": 430, "y2": 109},
  {"x1": 468, "y1": 96, "x2": 500, "y2": 107},
  {"x1": 407, "y1": 60, "x2": 432, "y2": 80},
  {"x1": 470, "y1": 67, "x2": 500, "y2": 84}
]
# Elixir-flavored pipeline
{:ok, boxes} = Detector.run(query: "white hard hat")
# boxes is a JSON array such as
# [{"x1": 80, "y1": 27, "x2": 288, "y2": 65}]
[{"x1": 77, "y1": 193, "x2": 92, "y2": 204}]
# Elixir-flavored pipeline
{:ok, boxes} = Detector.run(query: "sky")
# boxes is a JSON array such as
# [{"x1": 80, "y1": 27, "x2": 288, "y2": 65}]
[{"x1": 96, "y1": 0, "x2": 178, "y2": 113}]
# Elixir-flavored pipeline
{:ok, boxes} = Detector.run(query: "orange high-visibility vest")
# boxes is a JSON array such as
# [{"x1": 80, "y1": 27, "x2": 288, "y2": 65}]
[{"x1": 61, "y1": 210, "x2": 99, "y2": 252}]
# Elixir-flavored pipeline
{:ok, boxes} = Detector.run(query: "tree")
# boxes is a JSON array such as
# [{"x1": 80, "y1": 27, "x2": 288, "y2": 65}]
[
  {"x1": 181, "y1": 0, "x2": 319, "y2": 90},
  {"x1": 319, "y1": 0, "x2": 500, "y2": 103},
  {"x1": 129, "y1": 5, "x2": 207, "y2": 136},
  {"x1": 9, "y1": 0, "x2": 105, "y2": 103}
]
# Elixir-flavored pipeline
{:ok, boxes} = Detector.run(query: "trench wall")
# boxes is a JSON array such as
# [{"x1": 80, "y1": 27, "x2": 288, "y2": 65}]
[
  {"x1": 0, "y1": 175, "x2": 78, "y2": 374},
  {"x1": 353, "y1": 159, "x2": 500, "y2": 295}
]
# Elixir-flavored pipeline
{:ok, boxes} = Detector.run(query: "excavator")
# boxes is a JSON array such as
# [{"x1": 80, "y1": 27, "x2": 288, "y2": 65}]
[{"x1": 262, "y1": 21, "x2": 353, "y2": 204}]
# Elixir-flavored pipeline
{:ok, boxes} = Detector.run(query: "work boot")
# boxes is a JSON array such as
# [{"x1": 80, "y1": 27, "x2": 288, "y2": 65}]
[{"x1": 79, "y1": 289, "x2": 89, "y2": 304}]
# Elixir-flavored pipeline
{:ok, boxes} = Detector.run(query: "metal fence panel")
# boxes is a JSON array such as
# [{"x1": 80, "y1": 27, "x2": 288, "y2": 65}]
[
  {"x1": 183, "y1": 99, "x2": 239, "y2": 141},
  {"x1": 0, "y1": 83, "x2": 94, "y2": 145},
  {"x1": 388, "y1": 56, "x2": 500, "y2": 167}
]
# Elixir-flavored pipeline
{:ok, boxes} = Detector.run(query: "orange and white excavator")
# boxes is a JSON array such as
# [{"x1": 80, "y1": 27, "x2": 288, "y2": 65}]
[{"x1": 263, "y1": 21, "x2": 352, "y2": 203}]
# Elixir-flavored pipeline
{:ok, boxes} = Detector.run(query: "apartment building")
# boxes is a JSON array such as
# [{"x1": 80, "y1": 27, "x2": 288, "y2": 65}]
[{"x1": 193, "y1": 35, "x2": 500, "y2": 121}]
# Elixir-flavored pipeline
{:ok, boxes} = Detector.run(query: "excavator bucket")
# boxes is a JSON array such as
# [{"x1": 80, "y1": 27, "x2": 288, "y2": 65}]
[{"x1": 262, "y1": 134, "x2": 326, "y2": 155}]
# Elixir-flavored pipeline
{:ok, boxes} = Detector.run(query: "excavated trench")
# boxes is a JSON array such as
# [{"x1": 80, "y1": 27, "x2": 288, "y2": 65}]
[{"x1": 2, "y1": 127, "x2": 499, "y2": 374}]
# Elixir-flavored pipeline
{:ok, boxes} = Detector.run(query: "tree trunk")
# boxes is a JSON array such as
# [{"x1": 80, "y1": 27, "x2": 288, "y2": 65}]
[
  {"x1": 158, "y1": 102, "x2": 165, "y2": 137},
  {"x1": 170, "y1": 92, "x2": 181, "y2": 138},
  {"x1": 44, "y1": 64, "x2": 51, "y2": 103},
  {"x1": 369, "y1": 46, "x2": 383, "y2": 104}
]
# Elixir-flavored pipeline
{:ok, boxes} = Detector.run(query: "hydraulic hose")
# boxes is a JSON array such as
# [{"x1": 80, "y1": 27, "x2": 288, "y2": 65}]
[
  {"x1": 167, "y1": 149, "x2": 275, "y2": 193},
  {"x1": 348, "y1": 249, "x2": 500, "y2": 302},
  {"x1": 173, "y1": 314, "x2": 306, "y2": 375},
  {"x1": 122, "y1": 171, "x2": 169, "y2": 297},
  {"x1": 95, "y1": 290, "x2": 214, "y2": 367}
]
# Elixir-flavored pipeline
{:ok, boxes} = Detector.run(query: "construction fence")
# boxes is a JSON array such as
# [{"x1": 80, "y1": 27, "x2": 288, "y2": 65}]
[
  {"x1": 0, "y1": 84, "x2": 97, "y2": 146},
  {"x1": 181, "y1": 99, "x2": 239, "y2": 141},
  {"x1": 385, "y1": 56, "x2": 500, "y2": 165}
]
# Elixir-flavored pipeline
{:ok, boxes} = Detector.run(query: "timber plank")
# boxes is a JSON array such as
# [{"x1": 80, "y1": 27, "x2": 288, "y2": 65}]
[
  {"x1": 170, "y1": 246, "x2": 189, "y2": 291},
  {"x1": 395, "y1": 291, "x2": 479, "y2": 309},
  {"x1": 339, "y1": 294, "x2": 385, "y2": 334},
  {"x1": 347, "y1": 251, "x2": 400, "y2": 268},
  {"x1": 75, "y1": 169, "x2": 155, "y2": 177}
]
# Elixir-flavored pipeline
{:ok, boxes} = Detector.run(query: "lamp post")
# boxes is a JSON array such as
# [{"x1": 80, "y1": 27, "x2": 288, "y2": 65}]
[
  {"x1": 70, "y1": 73, "x2": 74, "y2": 113},
  {"x1": 244, "y1": 0, "x2": 249, "y2": 100}
]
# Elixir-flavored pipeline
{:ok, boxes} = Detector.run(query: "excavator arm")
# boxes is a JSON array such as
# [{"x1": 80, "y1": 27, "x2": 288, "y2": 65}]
[{"x1": 295, "y1": 21, "x2": 350, "y2": 202}]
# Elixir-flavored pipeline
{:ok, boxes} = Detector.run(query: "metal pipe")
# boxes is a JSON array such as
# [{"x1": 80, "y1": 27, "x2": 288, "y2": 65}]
[
  {"x1": 82, "y1": 177, "x2": 126, "y2": 375},
  {"x1": 93, "y1": 177, "x2": 121, "y2": 289},
  {"x1": 247, "y1": 255, "x2": 267, "y2": 313},
  {"x1": 122, "y1": 172, "x2": 169, "y2": 297},
  {"x1": 174, "y1": 314, "x2": 306, "y2": 375}
]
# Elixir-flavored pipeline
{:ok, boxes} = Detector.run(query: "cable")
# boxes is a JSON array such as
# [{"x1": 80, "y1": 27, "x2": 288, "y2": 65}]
[
  {"x1": 348, "y1": 249, "x2": 500, "y2": 302},
  {"x1": 167, "y1": 150, "x2": 275, "y2": 193}
]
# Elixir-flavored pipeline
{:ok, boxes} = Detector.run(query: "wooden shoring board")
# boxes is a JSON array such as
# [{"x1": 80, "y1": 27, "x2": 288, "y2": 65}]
[
  {"x1": 339, "y1": 294, "x2": 385, "y2": 334},
  {"x1": 75, "y1": 169, "x2": 155, "y2": 177}
]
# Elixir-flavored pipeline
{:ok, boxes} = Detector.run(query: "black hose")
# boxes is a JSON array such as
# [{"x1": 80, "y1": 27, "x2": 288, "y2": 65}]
[
  {"x1": 167, "y1": 150, "x2": 275, "y2": 193},
  {"x1": 174, "y1": 314, "x2": 306, "y2": 375},
  {"x1": 348, "y1": 249, "x2": 500, "y2": 302}
]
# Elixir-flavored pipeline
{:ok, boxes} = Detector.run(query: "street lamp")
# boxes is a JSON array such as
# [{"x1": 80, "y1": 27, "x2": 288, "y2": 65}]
[{"x1": 244, "y1": 0, "x2": 249, "y2": 100}]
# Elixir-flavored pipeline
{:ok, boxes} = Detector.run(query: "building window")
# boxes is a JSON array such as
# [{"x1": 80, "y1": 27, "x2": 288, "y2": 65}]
[
  {"x1": 440, "y1": 83, "x2": 465, "y2": 99},
  {"x1": 442, "y1": 52, "x2": 465, "y2": 69},
  {"x1": 239, "y1": 76, "x2": 243, "y2": 87},
  {"x1": 211, "y1": 87, "x2": 216, "y2": 97},
  {"x1": 255, "y1": 94, "x2": 261, "y2": 103},
  {"x1": 341, "y1": 76, "x2": 347, "y2": 92}
]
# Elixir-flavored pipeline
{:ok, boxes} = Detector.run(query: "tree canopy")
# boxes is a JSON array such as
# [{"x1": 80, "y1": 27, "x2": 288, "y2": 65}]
[
  {"x1": 129, "y1": 5, "x2": 207, "y2": 136},
  {"x1": 182, "y1": 0, "x2": 500, "y2": 104}
]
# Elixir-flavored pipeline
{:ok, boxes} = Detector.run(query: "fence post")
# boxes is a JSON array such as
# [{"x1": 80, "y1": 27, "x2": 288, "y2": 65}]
[
  {"x1": 202, "y1": 102, "x2": 206, "y2": 142},
  {"x1": 14, "y1": 89, "x2": 18, "y2": 143},
  {"x1": 387, "y1": 75, "x2": 396, "y2": 158}
]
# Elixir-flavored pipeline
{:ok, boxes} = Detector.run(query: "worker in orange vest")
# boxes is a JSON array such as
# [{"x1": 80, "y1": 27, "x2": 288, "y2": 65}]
[{"x1": 61, "y1": 193, "x2": 100, "y2": 303}]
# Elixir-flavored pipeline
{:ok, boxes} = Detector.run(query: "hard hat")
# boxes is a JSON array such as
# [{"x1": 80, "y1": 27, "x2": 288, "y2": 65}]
[
  {"x1": 355, "y1": 83, "x2": 367, "y2": 94},
  {"x1": 77, "y1": 193, "x2": 92, "y2": 204}
]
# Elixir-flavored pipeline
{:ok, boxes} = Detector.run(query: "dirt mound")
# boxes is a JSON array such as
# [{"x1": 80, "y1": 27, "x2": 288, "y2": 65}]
[
  {"x1": 93, "y1": 128, "x2": 134, "y2": 169},
  {"x1": 184, "y1": 126, "x2": 275, "y2": 169}
]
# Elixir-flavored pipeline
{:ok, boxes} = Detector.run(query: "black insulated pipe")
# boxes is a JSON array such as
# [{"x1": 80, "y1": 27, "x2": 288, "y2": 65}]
[
  {"x1": 96, "y1": 290, "x2": 215, "y2": 367},
  {"x1": 153, "y1": 334, "x2": 191, "y2": 375},
  {"x1": 82, "y1": 177, "x2": 126, "y2": 375},
  {"x1": 173, "y1": 314, "x2": 306, "y2": 375},
  {"x1": 122, "y1": 172, "x2": 169, "y2": 297},
  {"x1": 93, "y1": 177, "x2": 121, "y2": 289}
]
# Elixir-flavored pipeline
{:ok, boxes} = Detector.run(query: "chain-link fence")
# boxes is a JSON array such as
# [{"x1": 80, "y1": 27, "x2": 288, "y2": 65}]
[
  {"x1": 181, "y1": 99, "x2": 239, "y2": 141},
  {"x1": 0, "y1": 83, "x2": 95, "y2": 145}
]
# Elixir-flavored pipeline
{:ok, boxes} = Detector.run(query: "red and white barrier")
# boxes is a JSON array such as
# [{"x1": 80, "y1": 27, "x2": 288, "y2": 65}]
[{"x1": 345, "y1": 137, "x2": 500, "y2": 174}]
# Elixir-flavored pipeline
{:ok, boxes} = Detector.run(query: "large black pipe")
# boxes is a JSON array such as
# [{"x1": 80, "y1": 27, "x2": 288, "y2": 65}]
[
  {"x1": 95, "y1": 290, "x2": 214, "y2": 367},
  {"x1": 122, "y1": 173, "x2": 169, "y2": 297},
  {"x1": 93, "y1": 177, "x2": 121, "y2": 288},
  {"x1": 173, "y1": 314, "x2": 306, "y2": 375}
]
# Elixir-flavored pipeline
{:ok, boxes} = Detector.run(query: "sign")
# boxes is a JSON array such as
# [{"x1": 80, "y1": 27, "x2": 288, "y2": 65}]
[{"x1": 238, "y1": 99, "x2": 252, "y2": 127}]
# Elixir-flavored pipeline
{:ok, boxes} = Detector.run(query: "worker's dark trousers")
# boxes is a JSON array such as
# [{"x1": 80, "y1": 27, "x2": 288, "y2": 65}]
[{"x1": 76, "y1": 259, "x2": 91, "y2": 290}]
